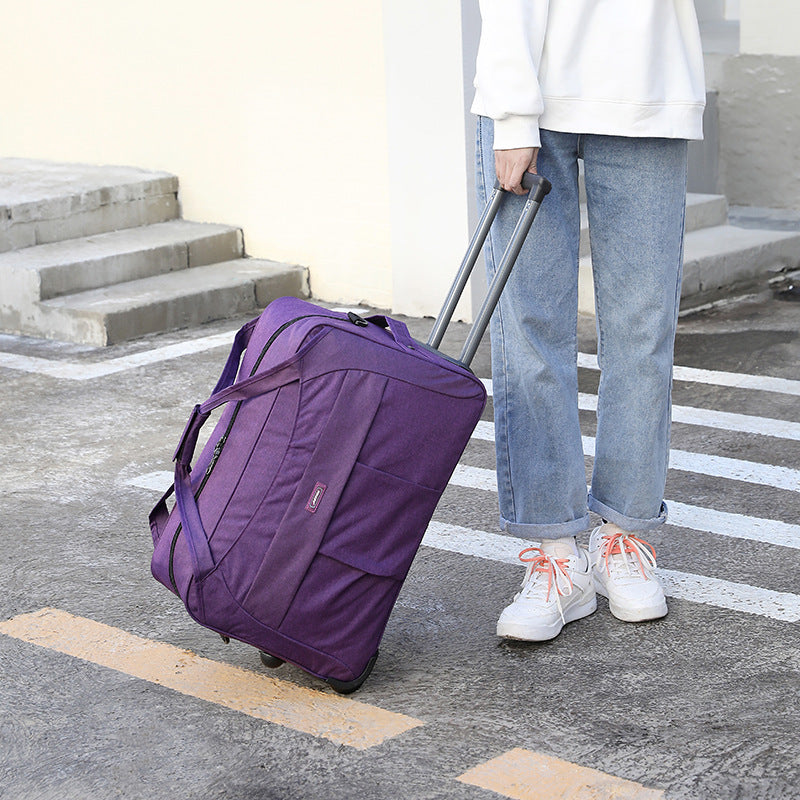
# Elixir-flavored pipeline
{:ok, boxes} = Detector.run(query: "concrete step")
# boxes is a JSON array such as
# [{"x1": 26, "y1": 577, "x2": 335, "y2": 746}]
[
  {"x1": 33, "y1": 259, "x2": 309, "y2": 346},
  {"x1": 685, "y1": 193, "x2": 729, "y2": 232},
  {"x1": 681, "y1": 224, "x2": 800, "y2": 304},
  {"x1": 0, "y1": 158, "x2": 179, "y2": 253},
  {"x1": 579, "y1": 193, "x2": 728, "y2": 256},
  {"x1": 578, "y1": 223, "x2": 800, "y2": 315},
  {"x1": 0, "y1": 220, "x2": 244, "y2": 301}
]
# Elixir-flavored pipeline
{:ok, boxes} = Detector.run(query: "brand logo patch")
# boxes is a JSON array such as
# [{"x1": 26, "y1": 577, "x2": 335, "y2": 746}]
[{"x1": 305, "y1": 482, "x2": 327, "y2": 513}]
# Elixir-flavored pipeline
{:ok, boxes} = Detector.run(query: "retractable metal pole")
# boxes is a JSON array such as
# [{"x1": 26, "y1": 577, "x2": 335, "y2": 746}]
[
  {"x1": 426, "y1": 185, "x2": 504, "y2": 351},
  {"x1": 458, "y1": 174, "x2": 551, "y2": 367}
]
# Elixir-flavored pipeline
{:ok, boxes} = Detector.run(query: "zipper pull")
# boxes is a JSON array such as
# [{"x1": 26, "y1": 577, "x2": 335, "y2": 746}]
[
  {"x1": 205, "y1": 435, "x2": 227, "y2": 477},
  {"x1": 347, "y1": 311, "x2": 369, "y2": 327}
]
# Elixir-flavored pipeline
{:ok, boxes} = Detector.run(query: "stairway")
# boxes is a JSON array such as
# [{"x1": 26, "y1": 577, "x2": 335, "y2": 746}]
[
  {"x1": 0, "y1": 158, "x2": 308, "y2": 345},
  {"x1": 578, "y1": 192, "x2": 800, "y2": 315}
]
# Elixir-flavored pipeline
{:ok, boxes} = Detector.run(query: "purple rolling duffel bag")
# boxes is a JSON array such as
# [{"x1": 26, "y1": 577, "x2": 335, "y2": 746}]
[{"x1": 149, "y1": 174, "x2": 550, "y2": 693}]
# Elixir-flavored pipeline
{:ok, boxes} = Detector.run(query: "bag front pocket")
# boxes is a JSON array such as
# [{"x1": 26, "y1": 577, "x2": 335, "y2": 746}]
[{"x1": 316, "y1": 461, "x2": 440, "y2": 580}]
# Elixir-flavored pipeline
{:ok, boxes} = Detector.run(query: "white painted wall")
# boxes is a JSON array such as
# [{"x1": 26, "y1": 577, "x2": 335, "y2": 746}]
[
  {"x1": 740, "y1": 0, "x2": 800, "y2": 56},
  {"x1": 383, "y1": 0, "x2": 474, "y2": 320}
]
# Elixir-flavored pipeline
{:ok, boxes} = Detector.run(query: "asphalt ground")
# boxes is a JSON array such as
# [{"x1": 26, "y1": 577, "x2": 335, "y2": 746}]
[{"x1": 0, "y1": 287, "x2": 799, "y2": 800}]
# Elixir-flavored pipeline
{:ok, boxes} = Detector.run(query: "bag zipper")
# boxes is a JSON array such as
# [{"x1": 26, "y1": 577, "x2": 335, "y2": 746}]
[{"x1": 167, "y1": 312, "x2": 342, "y2": 591}]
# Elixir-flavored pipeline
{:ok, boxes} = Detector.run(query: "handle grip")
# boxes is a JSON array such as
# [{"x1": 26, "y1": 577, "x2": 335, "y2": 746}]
[{"x1": 518, "y1": 172, "x2": 551, "y2": 202}]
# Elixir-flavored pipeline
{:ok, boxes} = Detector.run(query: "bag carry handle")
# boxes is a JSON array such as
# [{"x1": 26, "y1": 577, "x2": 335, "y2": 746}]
[
  {"x1": 171, "y1": 334, "x2": 323, "y2": 582},
  {"x1": 210, "y1": 317, "x2": 258, "y2": 395},
  {"x1": 426, "y1": 172, "x2": 551, "y2": 367},
  {"x1": 364, "y1": 314, "x2": 416, "y2": 350}
]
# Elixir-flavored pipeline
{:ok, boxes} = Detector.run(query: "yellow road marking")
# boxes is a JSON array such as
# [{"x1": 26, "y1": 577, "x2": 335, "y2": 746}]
[
  {"x1": 0, "y1": 608, "x2": 423, "y2": 750},
  {"x1": 457, "y1": 748, "x2": 664, "y2": 800}
]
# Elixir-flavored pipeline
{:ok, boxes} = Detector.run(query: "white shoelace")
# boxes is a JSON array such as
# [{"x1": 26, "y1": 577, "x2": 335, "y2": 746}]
[
  {"x1": 517, "y1": 547, "x2": 577, "y2": 624},
  {"x1": 598, "y1": 532, "x2": 658, "y2": 581}
]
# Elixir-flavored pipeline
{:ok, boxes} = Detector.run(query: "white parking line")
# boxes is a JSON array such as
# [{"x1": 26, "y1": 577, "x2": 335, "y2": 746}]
[
  {"x1": 423, "y1": 522, "x2": 800, "y2": 623},
  {"x1": 582, "y1": 436, "x2": 800, "y2": 493},
  {"x1": 449, "y1": 464, "x2": 800, "y2": 549},
  {"x1": 128, "y1": 471, "x2": 800, "y2": 621},
  {"x1": 659, "y1": 500, "x2": 800, "y2": 550},
  {"x1": 0, "y1": 308, "x2": 363, "y2": 382},
  {"x1": 2, "y1": 329, "x2": 800, "y2": 407},
  {"x1": 577, "y1": 391, "x2": 800, "y2": 441},
  {"x1": 126, "y1": 471, "x2": 175, "y2": 492},
  {"x1": 479, "y1": 383, "x2": 800, "y2": 441},
  {"x1": 576, "y1": 352, "x2": 800, "y2": 397},
  {"x1": 471, "y1": 423, "x2": 800, "y2": 493},
  {"x1": 0, "y1": 329, "x2": 239, "y2": 381}
]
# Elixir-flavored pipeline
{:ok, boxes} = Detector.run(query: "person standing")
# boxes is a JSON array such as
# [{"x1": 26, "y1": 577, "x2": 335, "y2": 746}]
[{"x1": 471, "y1": 0, "x2": 706, "y2": 640}]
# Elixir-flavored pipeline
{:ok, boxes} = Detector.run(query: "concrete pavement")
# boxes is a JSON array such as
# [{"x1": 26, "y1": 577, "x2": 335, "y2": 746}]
[{"x1": 0, "y1": 287, "x2": 799, "y2": 799}]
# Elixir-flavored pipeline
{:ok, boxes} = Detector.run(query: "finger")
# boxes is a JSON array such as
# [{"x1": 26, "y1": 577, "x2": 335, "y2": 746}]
[
  {"x1": 509, "y1": 161, "x2": 528, "y2": 195},
  {"x1": 529, "y1": 147, "x2": 540, "y2": 175},
  {"x1": 494, "y1": 153, "x2": 513, "y2": 192}
]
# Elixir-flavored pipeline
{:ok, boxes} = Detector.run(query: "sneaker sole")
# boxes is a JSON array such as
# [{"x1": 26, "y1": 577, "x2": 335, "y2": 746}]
[
  {"x1": 496, "y1": 595, "x2": 597, "y2": 642},
  {"x1": 594, "y1": 580, "x2": 668, "y2": 623}
]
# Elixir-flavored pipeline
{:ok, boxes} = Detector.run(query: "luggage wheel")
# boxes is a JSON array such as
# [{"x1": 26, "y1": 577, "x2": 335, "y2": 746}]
[
  {"x1": 325, "y1": 651, "x2": 379, "y2": 695},
  {"x1": 259, "y1": 651, "x2": 285, "y2": 669}
]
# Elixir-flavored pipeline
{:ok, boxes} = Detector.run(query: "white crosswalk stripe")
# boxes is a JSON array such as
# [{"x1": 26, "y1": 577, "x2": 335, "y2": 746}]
[
  {"x1": 449, "y1": 464, "x2": 800, "y2": 549},
  {"x1": 455, "y1": 362, "x2": 800, "y2": 624},
  {"x1": 125, "y1": 468, "x2": 800, "y2": 552},
  {"x1": 471, "y1": 422, "x2": 800, "y2": 492},
  {"x1": 575, "y1": 352, "x2": 800, "y2": 397},
  {"x1": 479, "y1": 382, "x2": 800, "y2": 441},
  {"x1": 422, "y1": 522, "x2": 800, "y2": 623}
]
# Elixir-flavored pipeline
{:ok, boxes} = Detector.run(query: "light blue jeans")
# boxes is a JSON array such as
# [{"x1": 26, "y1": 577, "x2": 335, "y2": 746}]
[{"x1": 476, "y1": 119, "x2": 688, "y2": 539}]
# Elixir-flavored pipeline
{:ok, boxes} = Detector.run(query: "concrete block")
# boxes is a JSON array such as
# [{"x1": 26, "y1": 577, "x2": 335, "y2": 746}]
[
  {"x1": 0, "y1": 221, "x2": 244, "y2": 302},
  {"x1": 0, "y1": 158, "x2": 179, "y2": 253},
  {"x1": 33, "y1": 259, "x2": 309, "y2": 345},
  {"x1": 681, "y1": 224, "x2": 800, "y2": 303},
  {"x1": 686, "y1": 193, "x2": 729, "y2": 231},
  {"x1": 187, "y1": 228, "x2": 243, "y2": 268},
  {"x1": 577, "y1": 223, "x2": 800, "y2": 316}
]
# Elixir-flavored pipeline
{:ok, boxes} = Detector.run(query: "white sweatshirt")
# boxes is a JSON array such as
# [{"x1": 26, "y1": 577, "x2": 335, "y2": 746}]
[{"x1": 471, "y1": 0, "x2": 706, "y2": 149}]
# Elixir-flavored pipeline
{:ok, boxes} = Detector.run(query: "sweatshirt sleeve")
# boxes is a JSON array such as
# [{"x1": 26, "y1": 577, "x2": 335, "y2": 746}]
[{"x1": 470, "y1": 0, "x2": 549, "y2": 150}]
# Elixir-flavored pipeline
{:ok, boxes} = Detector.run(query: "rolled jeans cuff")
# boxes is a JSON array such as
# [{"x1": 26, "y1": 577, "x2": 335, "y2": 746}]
[
  {"x1": 588, "y1": 494, "x2": 668, "y2": 532},
  {"x1": 500, "y1": 512, "x2": 592, "y2": 541}
]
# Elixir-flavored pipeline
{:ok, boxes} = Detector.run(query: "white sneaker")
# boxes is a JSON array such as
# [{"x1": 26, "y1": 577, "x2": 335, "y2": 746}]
[
  {"x1": 496, "y1": 544, "x2": 597, "y2": 641},
  {"x1": 588, "y1": 523, "x2": 668, "y2": 622}
]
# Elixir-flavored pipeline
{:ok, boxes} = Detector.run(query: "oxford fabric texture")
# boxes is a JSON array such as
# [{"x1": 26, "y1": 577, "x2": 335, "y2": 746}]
[{"x1": 150, "y1": 297, "x2": 486, "y2": 685}]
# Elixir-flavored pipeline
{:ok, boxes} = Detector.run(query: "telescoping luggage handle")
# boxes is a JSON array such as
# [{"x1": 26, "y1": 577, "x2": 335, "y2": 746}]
[{"x1": 427, "y1": 172, "x2": 551, "y2": 367}]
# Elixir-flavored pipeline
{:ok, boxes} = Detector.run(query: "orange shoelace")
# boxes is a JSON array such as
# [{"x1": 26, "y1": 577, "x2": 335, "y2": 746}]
[
  {"x1": 598, "y1": 532, "x2": 658, "y2": 579},
  {"x1": 518, "y1": 547, "x2": 576, "y2": 603}
]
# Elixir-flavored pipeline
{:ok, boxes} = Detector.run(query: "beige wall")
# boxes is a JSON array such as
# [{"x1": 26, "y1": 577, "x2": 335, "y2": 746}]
[
  {"x1": 0, "y1": 0, "x2": 478, "y2": 319},
  {"x1": 4, "y1": 1, "x2": 395, "y2": 304}
]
